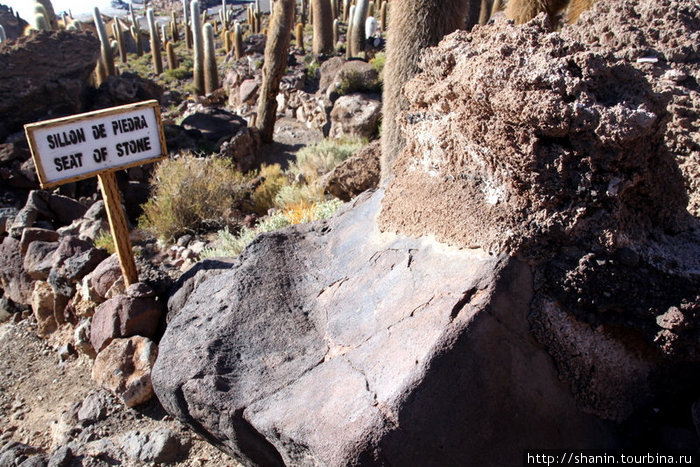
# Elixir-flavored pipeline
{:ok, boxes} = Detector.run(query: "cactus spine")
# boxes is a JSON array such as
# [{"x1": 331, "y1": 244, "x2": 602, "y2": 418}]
[
  {"x1": 147, "y1": 8, "x2": 163, "y2": 74},
  {"x1": 191, "y1": 0, "x2": 205, "y2": 95},
  {"x1": 233, "y1": 22, "x2": 243, "y2": 59},
  {"x1": 295, "y1": 22, "x2": 304, "y2": 51},
  {"x1": 311, "y1": 0, "x2": 333, "y2": 54},
  {"x1": 203, "y1": 23, "x2": 218, "y2": 94},
  {"x1": 349, "y1": 0, "x2": 368, "y2": 57},
  {"x1": 257, "y1": 0, "x2": 294, "y2": 143},
  {"x1": 94, "y1": 7, "x2": 116, "y2": 76}
]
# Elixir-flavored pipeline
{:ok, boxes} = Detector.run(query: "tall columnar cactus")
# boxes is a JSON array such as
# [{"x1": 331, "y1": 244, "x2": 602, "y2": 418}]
[
  {"x1": 95, "y1": 58, "x2": 107, "y2": 87},
  {"x1": 343, "y1": 0, "x2": 349, "y2": 21},
  {"x1": 114, "y1": 18, "x2": 127, "y2": 64},
  {"x1": 0, "y1": 25, "x2": 6, "y2": 43},
  {"x1": 94, "y1": 7, "x2": 116, "y2": 76},
  {"x1": 379, "y1": 0, "x2": 387, "y2": 31},
  {"x1": 191, "y1": 0, "x2": 205, "y2": 95},
  {"x1": 147, "y1": 8, "x2": 163, "y2": 74},
  {"x1": 161, "y1": 24, "x2": 168, "y2": 43},
  {"x1": 171, "y1": 12, "x2": 179, "y2": 42},
  {"x1": 233, "y1": 22, "x2": 243, "y2": 59},
  {"x1": 224, "y1": 28, "x2": 231, "y2": 53},
  {"x1": 34, "y1": 12, "x2": 50, "y2": 31},
  {"x1": 36, "y1": 0, "x2": 57, "y2": 29},
  {"x1": 349, "y1": 0, "x2": 368, "y2": 57},
  {"x1": 131, "y1": 26, "x2": 143, "y2": 56},
  {"x1": 346, "y1": 4, "x2": 355, "y2": 59},
  {"x1": 183, "y1": 0, "x2": 192, "y2": 49},
  {"x1": 257, "y1": 0, "x2": 294, "y2": 143},
  {"x1": 166, "y1": 41, "x2": 178, "y2": 69},
  {"x1": 311, "y1": 0, "x2": 333, "y2": 55},
  {"x1": 333, "y1": 18, "x2": 339, "y2": 47},
  {"x1": 203, "y1": 23, "x2": 218, "y2": 94},
  {"x1": 295, "y1": 22, "x2": 304, "y2": 51}
]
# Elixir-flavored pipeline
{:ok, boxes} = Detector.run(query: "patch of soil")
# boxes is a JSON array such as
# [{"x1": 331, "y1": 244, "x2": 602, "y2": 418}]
[{"x1": 0, "y1": 318, "x2": 240, "y2": 466}]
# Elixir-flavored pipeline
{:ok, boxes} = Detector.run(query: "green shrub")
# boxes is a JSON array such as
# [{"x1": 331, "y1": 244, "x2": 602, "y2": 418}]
[
  {"x1": 138, "y1": 154, "x2": 247, "y2": 242},
  {"x1": 200, "y1": 198, "x2": 343, "y2": 259},
  {"x1": 251, "y1": 164, "x2": 289, "y2": 215},
  {"x1": 289, "y1": 136, "x2": 366, "y2": 181},
  {"x1": 274, "y1": 183, "x2": 325, "y2": 210},
  {"x1": 94, "y1": 229, "x2": 116, "y2": 254}
]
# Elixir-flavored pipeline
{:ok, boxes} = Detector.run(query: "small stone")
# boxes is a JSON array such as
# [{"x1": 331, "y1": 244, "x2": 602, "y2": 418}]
[
  {"x1": 57, "y1": 343, "x2": 75, "y2": 363},
  {"x1": 77, "y1": 390, "x2": 109, "y2": 425},
  {"x1": 47, "y1": 446, "x2": 72, "y2": 467}
]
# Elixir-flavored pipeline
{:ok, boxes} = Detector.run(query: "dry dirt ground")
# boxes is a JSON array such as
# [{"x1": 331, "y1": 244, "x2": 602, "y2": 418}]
[{"x1": 0, "y1": 317, "x2": 241, "y2": 466}]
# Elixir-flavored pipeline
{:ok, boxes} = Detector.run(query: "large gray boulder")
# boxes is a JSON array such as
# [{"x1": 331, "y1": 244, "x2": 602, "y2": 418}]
[{"x1": 152, "y1": 191, "x2": 617, "y2": 466}]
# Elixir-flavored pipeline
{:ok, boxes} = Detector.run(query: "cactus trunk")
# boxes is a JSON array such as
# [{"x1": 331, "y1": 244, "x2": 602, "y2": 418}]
[
  {"x1": 203, "y1": 23, "x2": 218, "y2": 94},
  {"x1": 93, "y1": 7, "x2": 116, "y2": 76},
  {"x1": 191, "y1": 0, "x2": 205, "y2": 95},
  {"x1": 256, "y1": 0, "x2": 294, "y2": 143},
  {"x1": 350, "y1": 0, "x2": 368, "y2": 57},
  {"x1": 311, "y1": 0, "x2": 333, "y2": 55},
  {"x1": 166, "y1": 41, "x2": 178, "y2": 69},
  {"x1": 147, "y1": 8, "x2": 163, "y2": 74},
  {"x1": 295, "y1": 22, "x2": 304, "y2": 51},
  {"x1": 114, "y1": 18, "x2": 127, "y2": 64},
  {"x1": 233, "y1": 22, "x2": 243, "y2": 59}
]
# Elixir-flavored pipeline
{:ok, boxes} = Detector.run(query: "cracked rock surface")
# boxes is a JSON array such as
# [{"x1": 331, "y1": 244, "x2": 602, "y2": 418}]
[{"x1": 153, "y1": 190, "x2": 616, "y2": 466}]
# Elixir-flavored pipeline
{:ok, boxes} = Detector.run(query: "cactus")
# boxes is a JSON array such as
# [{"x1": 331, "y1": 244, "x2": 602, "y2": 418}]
[
  {"x1": 36, "y1": 0, "x2": 58, "y2": 29},
  {"x1": 346, "y1": 4, "x2": 355, "y2": 59},
  {"x1": 333, "y1": 18, "x2": 339, "y2": 47},
  {"x1": 312, "y1": 0, "x2": 333, "y2": 55},
  {"x1": 0, "y1": 25, "x2": 6, "y2": 42},
  {"x1": 131, "y1": 26, "x2": 143, "y2": 56},
  {"x1": 295, "y1": 22, "x2": 304, "y2": 51},
  {"x1": 256, "y1": 0, "x2": 294, "y2": 143},
  {"x1": 368, "y1": 1, "x2": 375, "y2": 17},
  {"x1": 233, "y1": 22, "x2": 243, "y2": 59},
  {"x1": 255, "y1": 10, "x2": 262, "y2": 34},
  {"x1": 224, "y1": 27, "x2": 231, "y2": 52},
  {"x1": 343, "y1": 0, "x2": 349, "y2": 21},
  {"x1": 95, "y1": 59, "x2": 107, "y2": 87},
  {"x1": 191, "y1": 0, "x2": 205, "y2": 95},
  {"x1": 301, "y1": 0, "x2": 308, "y2": 24},
  {"x1": 203, "y1": 23, "x2": 218, "y2": 94},
  {"x1": 166, "y1": 41, "x2": 178, "y2": 69},
  {"x1": 34, "y1": 12, "x2": 50, "y2": 31},
  {"x1": 349, "y1": 0, "x2": 368, "y2": 57},
  {"x1": 182, "y1": 0, "x2": 192, "y2": 49},
  {"x1": 113, "y1": 19, "x2": 127, "y2": 63},
  {"x1": 147, "y1": 8, "x2": 163, "y2": 74},
  {"x1": 379, "y1": 1, "x2": 387, "y2": 31},
  {"x1": 171, "y1": 12, "x2": 179, "y2": 41},
  {"x1": 94, "y1": 8, "x2": 116, "y2": 76},
  {"x1": 161, "y1": 24, "x2": 168, "y2": 43}
]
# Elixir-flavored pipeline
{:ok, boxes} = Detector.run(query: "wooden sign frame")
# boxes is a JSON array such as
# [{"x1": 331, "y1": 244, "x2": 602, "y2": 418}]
[
  {"x1": 24, "y1": 100, "x2": 167, "y2": 188},
  {"x1": 24, "y1": 100, "x2": 169, "y2": 287}
]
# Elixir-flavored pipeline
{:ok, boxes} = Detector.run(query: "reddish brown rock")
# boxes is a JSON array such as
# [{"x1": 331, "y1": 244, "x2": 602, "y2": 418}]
[
  {"x1": 0, "y1": 236, "x2": 35, "y2": 304},
  {"x1": 89, "y1": 255, "x2": 123, "y2": 300},
  {"x1": 92, "y1": 336, "x2": 158, "y2": 407},
  {"x1": 329, "y1": 93, "x2": 382, "y2": 139},
  {"x1": 31, "y1": 281, "x2": 56, "y2": 337},
  {"x1": 19, "y1": 228, "x2": 59, "y2": 256},
  {"x1": 90, "y1": 287, "x2": 162, "y2": 353},
  {"x1": 322, "y1": 140, "x2": 381, "y2": 201}
]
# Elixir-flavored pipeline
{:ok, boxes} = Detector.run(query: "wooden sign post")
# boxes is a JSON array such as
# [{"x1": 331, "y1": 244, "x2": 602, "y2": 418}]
[{"x1": 24, "y1": 100, "x2": 167, "y2": 287}]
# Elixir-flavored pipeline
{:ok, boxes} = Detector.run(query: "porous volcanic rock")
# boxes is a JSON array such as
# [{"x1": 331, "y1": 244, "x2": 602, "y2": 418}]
[
  {"x1": 379, "y1": 4, "x2": 700, "y2": 421},
  {"x1": 0, "y1": 31, "x2": 99, "y2": 140},
  {"x1": 563, "y1": 0, "x2": 700, "y2": 216},
  {"x1": 153, "y1": 192, "x2": 617, "y2": 466}
]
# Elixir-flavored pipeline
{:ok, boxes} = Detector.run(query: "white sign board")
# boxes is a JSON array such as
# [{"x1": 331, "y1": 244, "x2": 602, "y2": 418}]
[{"x1": 25, "y1": 100, "x2": 167, "y2": 188}]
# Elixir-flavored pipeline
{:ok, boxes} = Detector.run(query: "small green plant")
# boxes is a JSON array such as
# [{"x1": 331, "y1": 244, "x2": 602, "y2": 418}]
[
  {"x1": 289, "y1": 136, "x2": 366, "y2": 181},
  {"x1": 370, "y1": 52, "x2": 386, "y2": 76},
  {"x1": 200, "y1": 198, "x2": 343, "y2": 258},
  {"x1": 336, "y1": 70, "x2": 381, "y2": 95},
  {"x1": 94, "y1": 230, "x2": 116, "y2": 254},
  {"x1": 251, "y1": 164, "x2": 289, "y2": 215},
  {"x1": 138, "y1": 154, "x2": 248, "y2": 242},
  {"x1": 274, "y1": 183, "x2": 325, "y2": 210}
]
